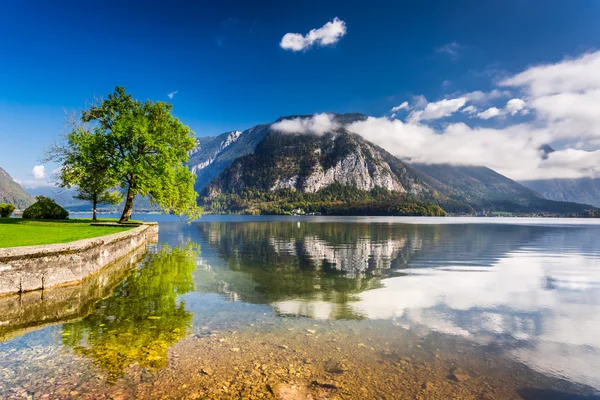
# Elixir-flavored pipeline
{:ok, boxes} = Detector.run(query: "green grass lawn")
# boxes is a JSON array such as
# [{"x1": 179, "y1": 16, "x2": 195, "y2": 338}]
[{"x1": 0, "y1": 218, "x2": 136, "y2": 248}]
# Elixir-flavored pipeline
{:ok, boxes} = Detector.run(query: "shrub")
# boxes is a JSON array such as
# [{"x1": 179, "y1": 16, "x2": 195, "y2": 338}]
[
  {"x1": 0, "y1": 203, "x2": 16, "y2": 218},
  {"x1": 22, "y1": 196, "x2": 69, "y2": 220}
]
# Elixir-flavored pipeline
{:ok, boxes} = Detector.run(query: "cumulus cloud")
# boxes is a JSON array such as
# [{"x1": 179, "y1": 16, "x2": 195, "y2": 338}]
[
  {"x1": 506, "y1": 98, "x2": 527, "y2": 115},
  {"x1": 167, "y1": 91, "x2": 178, "y2": 99},
  {"x1": 475, "y1": 98, "x2": 528, "y2": 119},
  {"x1": 271, "y1": 113, "x2": 340, "y2": 135},
  {"x1": 32, "y1": 165, "x2": 45, "y2": 180},
  {"x1": 390, "y1": 101, "x2": 409, "y2": 112},
  {"x1": 461, "y1": 105, "x2": 478, "y2": 115},
  {"x1": 477, "y1": 107, "x2": 502, "y2": 120},
  {"x1": 280, "y1": 17, "x2": 347, "y2": 52},
  {"x1": 464, "y1": 89, "x2": 511, "y2": 104},
  {"x1": 408, "y1": 97, "x2": 467, "y2": 122}
]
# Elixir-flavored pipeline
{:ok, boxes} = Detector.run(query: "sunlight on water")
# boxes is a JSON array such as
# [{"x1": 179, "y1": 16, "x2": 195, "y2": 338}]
[{"x1": 1, "y1": 217, "x2": 599, "y2": 399}]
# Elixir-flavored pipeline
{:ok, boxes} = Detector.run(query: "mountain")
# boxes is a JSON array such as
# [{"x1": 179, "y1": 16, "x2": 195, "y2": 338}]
[
  {"x1": 25, "y1": 186, "x2": 87, "y2": 208},
  {"x1": 201, "y1": 126, "x2": 445, "y2": 215},
  {"x1": 189, "y1": 113, "x2": 369, "y2": 193},
  {"x1": 0, "y1": 167, "x2": 34, "y2": 209},
  {"x1": 514, "y1": 145, "x2": 600, "y2": 207},
  {"x1": 519, "y1": 178, "x2": 600, "y2": 208},
  {"x1": 189, "y1": 125, "x2": 272, "y2": 192},
  {"x1": 408, "y1": 164, "x2": 590, "y2": 213},
  {"x1": 193, "y1": 113, "x2": 596, "y2": 215}
]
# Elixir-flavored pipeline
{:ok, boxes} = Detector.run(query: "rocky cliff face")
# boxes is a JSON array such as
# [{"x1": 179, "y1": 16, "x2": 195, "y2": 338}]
[
  {"x1": 188, "y1": 124, "x2": 273, "y2": 192},
  {"x1": 205, "y1": 128, "x2": 427, "y2": 197},
  {"x1": 271, "y1": 145, "x2": 404, "y2": 194}
]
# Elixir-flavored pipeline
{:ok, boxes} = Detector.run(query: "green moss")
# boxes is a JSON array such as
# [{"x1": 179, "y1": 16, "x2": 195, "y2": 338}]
[{"x1": 0, "y1": 218, "x2": 134, "y2": 248}]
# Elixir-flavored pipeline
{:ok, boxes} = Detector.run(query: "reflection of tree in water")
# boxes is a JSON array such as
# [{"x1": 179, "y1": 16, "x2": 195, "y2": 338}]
[
  {"x1": 61, "y1": 243, "x2": 199, "y2": 381},
  {"x1": 196, "y1": 222, "x2": 554, "y2": 320}
]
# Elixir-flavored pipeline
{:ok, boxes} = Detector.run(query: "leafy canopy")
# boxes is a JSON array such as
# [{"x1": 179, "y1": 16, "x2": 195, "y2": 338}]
[
  {"x1": 48, "y1": 125, "x2": 122, "y2": 219},
  {"x1": 0, "y1": 203, "x2": 16, "y2": 218},
  {"x1": 81, "y1": 86, "x2": 201, "y2": 221},
  {"x1": 22, "y1": 196, "x2": 69, "y2": 220}
]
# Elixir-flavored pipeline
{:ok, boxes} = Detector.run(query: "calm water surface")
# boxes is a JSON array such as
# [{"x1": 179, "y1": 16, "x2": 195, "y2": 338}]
[{"x1": 1, "y1": 216, "x2": 599, "y2": 399}]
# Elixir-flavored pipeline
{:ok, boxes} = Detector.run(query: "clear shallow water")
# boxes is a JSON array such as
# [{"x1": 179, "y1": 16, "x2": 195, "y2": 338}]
[{"x1": 1, "y1": 216, "x2": 600, "y2": 399}]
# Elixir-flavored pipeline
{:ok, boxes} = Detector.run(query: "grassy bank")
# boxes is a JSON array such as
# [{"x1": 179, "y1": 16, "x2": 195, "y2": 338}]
[{"x1": 0, "y1": 218, "x2": 135, "y2": 248}]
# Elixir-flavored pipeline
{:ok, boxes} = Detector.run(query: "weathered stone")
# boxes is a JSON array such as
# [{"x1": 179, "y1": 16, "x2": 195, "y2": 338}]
[
  {"x1": 448, "y1": 367, "x2": 470, "y2": 382},
  {"x1": 0, "y1": 223, "x2": 158, "y2": 295}
]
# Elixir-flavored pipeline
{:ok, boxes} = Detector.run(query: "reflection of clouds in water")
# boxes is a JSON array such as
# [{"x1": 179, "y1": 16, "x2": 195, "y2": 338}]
[
  {"x1": 353, "y1": 252, "x2": 600, "y2": 389},
  {"x1": 200, "y1": 220, "x2": 600, "y2": 390}
]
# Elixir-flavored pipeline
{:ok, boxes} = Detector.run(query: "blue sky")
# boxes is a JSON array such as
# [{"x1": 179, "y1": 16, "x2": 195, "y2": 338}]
[{"x1": 2, "y1": 0, "x2": 600, "y2": 185}]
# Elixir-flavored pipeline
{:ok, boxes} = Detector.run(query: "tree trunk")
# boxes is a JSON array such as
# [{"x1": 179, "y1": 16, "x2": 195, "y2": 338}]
[
  {"x1": 120, "y1": 184, "x2": 135, "y2": 223},
  {"x1": 92, "y1": 198, "x2": 97, "y2": 221}
]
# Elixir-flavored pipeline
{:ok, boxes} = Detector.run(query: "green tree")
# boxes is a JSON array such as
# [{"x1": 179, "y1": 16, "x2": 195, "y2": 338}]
[
  {"x1": 80, "y1": 86, "x2": 201, "y2": 222},
  {"x1": 0, "y1": 203, "x2": 16, "y2": 218},
  {"x1": 47, "y1": 125, "x2": 122, "y2": 221},
  {"x1": 22, "y1": 196, "x2": 69, "y2": 219}
]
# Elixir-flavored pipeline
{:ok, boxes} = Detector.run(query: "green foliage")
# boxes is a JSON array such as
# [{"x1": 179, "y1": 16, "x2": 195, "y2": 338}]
[
  {"x1": 22, "y1": 196, "x2": 69, "y2": 220},
  {"x1": 0, "y1": 203, "x2": 15, "y2": 218},
  {"x1": 61, "y1": 243, "x2": 199, "y2": 381},
  {"x1": 81, "y1": 86, "x2": 201, "y2": 222},
  {"x1": 47, "y1": 126, "x2": 122, "y2": 220},
  {"x1": 202, "y1": 184, "x2": 447, "y2": 216}
]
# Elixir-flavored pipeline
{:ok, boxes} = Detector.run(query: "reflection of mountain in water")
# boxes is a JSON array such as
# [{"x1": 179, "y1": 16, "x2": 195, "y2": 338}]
[
  {"x1": 195, "y1": 222, "x2": 554, "y2": 318},
  {"x1": 195, "y1": 220, "x2": 600, "y2": 389}
]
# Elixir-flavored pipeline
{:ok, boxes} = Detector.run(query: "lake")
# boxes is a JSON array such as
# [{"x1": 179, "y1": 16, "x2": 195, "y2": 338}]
[{"x1": 1, "y1": 216, "x2": 599, "y2": 399}]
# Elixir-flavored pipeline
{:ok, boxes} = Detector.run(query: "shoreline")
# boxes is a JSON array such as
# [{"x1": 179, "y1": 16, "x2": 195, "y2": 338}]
[{"x1": 0, "y1": 223, "x2": 158, "y2": 296}]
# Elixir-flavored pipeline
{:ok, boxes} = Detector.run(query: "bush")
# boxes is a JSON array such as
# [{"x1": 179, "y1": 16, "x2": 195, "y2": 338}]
[
  {"x1": 22, "y1": 196, "x2": 69, "y2": 220},
  {"x1": 0, "y1": 203, "x2": 16, "y2": 217}
]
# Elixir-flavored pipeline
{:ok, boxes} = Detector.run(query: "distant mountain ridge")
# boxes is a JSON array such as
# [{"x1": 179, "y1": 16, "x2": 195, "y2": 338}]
[
  {"x1": 25, "y1": 186, "x2": 161, "y2": 213},
  {"x1": 520, "y1": 177, "x2": 600, "y2": 208},
  {"x1": 515, "y1": 145, "x2": 600, "y2": 207},
  {"x1": 0, "y1": 167, "x2": 34, "y2": 209}
]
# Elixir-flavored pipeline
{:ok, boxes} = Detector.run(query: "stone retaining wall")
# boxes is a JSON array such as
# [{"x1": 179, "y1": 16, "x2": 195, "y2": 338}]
[
  {"x1": 0, "y1": 223, "x2": 158, "y2": 296},
  {"x1": 0, "y1": 245, "x2": 148, "y2": 341}
]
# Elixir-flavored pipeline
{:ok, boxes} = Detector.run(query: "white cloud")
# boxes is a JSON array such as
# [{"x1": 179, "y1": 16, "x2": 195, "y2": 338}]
[
  {"x1": 477, "y1": 107, "x2": 502, "y2": 120},
  {"x1": 475, "y1": 98, "x2": 527, "y2": 119},
  {"x1": 390, "y1": 101, "x2": 409, "y2": 112},
  {"x1": 436, "y1": 42, "x2": 461, "y2": 60},
  {"x1": 271, "y1": 113, "x2": 340, "y2": 135},
  {"x1": 500, "y1": 51, "x2": 600, "y2": 142},
  {"x1": 506, "y1": 98, "x2": 527, "y2": 115},
  {"x1": 461, "y1": 105, "x2": 478, "y2": 115},
  {"x1": 501, "y1": 51, "x2": 600, "y2": 97},
  {"x1": 464, "y1": 89, "x2": 511, "y2": 104},
  {"x1": 167, "y1": 91, "x2": 178, "y2": 99},
  {"x1": 347, "y1": 115, "x2": 599, "y2": 180},
  {"x1": 408, "y1": 97, "x2": 467, "y2": 122},
  {"x1": 280, "y1": 17, "x2": 347, "y2": 52},
  {"x1": 32, "y1": 165, "x2": 45, "y2": 180}
]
